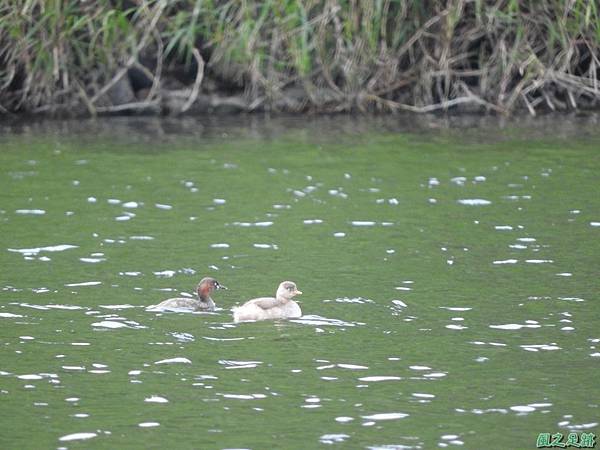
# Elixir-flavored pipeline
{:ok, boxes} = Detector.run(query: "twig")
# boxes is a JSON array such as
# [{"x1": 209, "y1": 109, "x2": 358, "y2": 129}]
[
  {"x1": 364, "y1": 93, "x2": 493, "y2": 113},
  {"x1": 521, "y1": 92, "x2": 536, "y2": 116},
  {"x1": 95, "y1": 100, "x2": 160, "y2": 113},
  {"x1": 75, "y1": 80, "x2": 96, "y2": 116},
  {"x1": 181, "y1": 48, "x2": 204, "y2": 113}
]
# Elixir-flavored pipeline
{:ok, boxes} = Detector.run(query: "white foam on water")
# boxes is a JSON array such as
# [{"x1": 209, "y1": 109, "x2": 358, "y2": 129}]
[
  {"x1": 528, "y1": 403, "x2": 552, "y2": 408},
  {"x1": 335, "y1": 416, "x2": 354, "y2": 423},
  {"x1": 333, "y1": 232, "x2": 346, "y2": 237},
  {"x1": 409, "y1": 365, "x2": 431, "y2": 371},
  {"x1": 17, "y1": 374, "x2": 43, "y2": 380},
  {"x1": 154, "y1": 357, "x2": 191, "y2": 365},
  {"x1": 8, "y1": 244, "x2": 78, "y2": 256},
  {"x1": 457, "y1": 199, "x2": 491, "y2": 206},
  {"x1": 520, "y1": 344, "x2": 561, "y2": 351},
  {"x1": 337, "y1": 364, "x2": 368, "y2": 370},
  {"x1": 319, "y1": 434, "x2": 350, "y2": 444},
  {"x1": 221, "y1": 394, "x2": 265, "y2": 400},
  {"x1": 129, "y1": 235, "x2": 154, "y2": 240},
  {"x1": 122, "y1": 201, "x2": 138, "y2": 208},
  {"x1": 566, "y1": 422, "x2": 598, "y2": 430},
  {"x1": 558, "y1": 297, "x2": 584, "y2": 302},
  {"x1": 351, "y1": 221, "x2": 376, "y2": 226},
  {"x1": 441, "y1": 435, "x2": 459, "y2": 440},
  {"x1": 510, "y1": 405, "x2": 535, "y2": 413},
  {"x1": 493, "y1": 259, "x2": 519, "y2": 265},
  {"x1": 495, "y1": 225, "x2": 513, "y2": 230},
  {"x1": 358, "y1": 376, "x2": 402, "y2": 382},
  {"x1": 210, "y1": 243, "x2": 230, "y2": 248},
  {"x1": 439, "y1": 307, "x2": 472, "y2": 311},
  {"x1": 423, "y1": 372, "x2": 447, "y2": 378},
  {"x1": 144, "y1": 395, "x2": 168, "y2": 403},
  {"x1": 333, "y1": 297, "x2": 373, "y2": 304},
  {"x1": 253, "y1": 243, "x2": 278, "y2": 249},
  {"x1": 451, "y1": 176, "x2": 467, "y2": 185},
  {"x1": 218, "y1": 359, "x2": 262, "y2": 370},
  {"x1": 412, "y1": 393, "x2": 435, "y2": 398},
  {"x1": 361, "y1": 412, "x2": 409, "y2": 421},
  {"x1": 153, "y1": 270, "x2": 175, "y2": 277},
  {"x1": 0, "y1": 312, "x2": 22, "y2": 318},
  {"x1": 65, "y1": 281, "x2": 102, "y2": 287},
  {"x1": 92, "y1": 321, "x2": 130, "y2": 329},
  {"x1": 155, "y1": 203, "x2": 172, "y2": 210},
  {"x1": 139, "y1": 422, "x2": 160, "y2": 428},
  {"x1": 16, "y1": 209, "x2": 46, "y2": 215},
  {"x1": 490, "y1": 324, "x2": 541, "y2": 330},
  {"x1": 59, "y1": 432, "x2": 97, "y2": 442},
  {"x1": 46, "y1": 304, "x2": 84, "y2": 310},
  {"x1": 14, "y1": 303, "x2": 49, "y2": 310}
]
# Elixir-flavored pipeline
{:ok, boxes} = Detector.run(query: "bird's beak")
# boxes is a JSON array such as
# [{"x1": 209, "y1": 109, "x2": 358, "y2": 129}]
[
  {"x1": 217, "y1": 284, "x2": 228, "y2": 290},
  {"x1": 294, "y1": 289, "x2": 303, "y2": 295}
]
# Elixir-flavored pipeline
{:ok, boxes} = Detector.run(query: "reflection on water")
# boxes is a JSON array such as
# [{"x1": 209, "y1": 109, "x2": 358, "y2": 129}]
[{"x1": 1, "y1": 115, "x2": 599, "y2": 449}]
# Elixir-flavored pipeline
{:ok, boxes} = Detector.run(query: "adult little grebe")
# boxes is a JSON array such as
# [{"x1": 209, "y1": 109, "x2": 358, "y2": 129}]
[{"x1": 150, "y1": 277, "x2": 226, "y2": 311}]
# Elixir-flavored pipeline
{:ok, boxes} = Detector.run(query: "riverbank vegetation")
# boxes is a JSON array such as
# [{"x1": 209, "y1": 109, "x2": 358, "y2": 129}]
[{"x1": 1, "y1": 0, "x2": 599, "y2": 116}]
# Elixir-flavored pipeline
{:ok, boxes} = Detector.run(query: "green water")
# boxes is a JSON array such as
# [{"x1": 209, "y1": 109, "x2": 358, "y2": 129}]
[{"x1": 1, "y1": 116, "x2": 599, "y2": 450}]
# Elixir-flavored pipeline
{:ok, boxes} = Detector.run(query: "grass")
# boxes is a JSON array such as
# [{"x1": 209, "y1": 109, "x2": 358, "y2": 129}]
[{"x1": 0, "y1": 0, "x2": 599, "y2": 115}]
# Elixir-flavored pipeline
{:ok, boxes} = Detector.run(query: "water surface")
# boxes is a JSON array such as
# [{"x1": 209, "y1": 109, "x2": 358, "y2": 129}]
[{"x1": 1, "y1": 115, "x2": 599, "y2": 449}]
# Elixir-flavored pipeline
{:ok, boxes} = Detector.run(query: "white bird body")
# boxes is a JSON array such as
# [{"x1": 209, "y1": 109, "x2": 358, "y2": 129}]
[{"x1": 233, "y1": 281, "x2": 302, "y2": 322}]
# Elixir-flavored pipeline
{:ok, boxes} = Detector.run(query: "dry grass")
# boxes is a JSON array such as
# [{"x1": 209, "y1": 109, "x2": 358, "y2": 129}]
[{"x1": 1, "y1": 0, "x2": 599, "y2": 115}]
